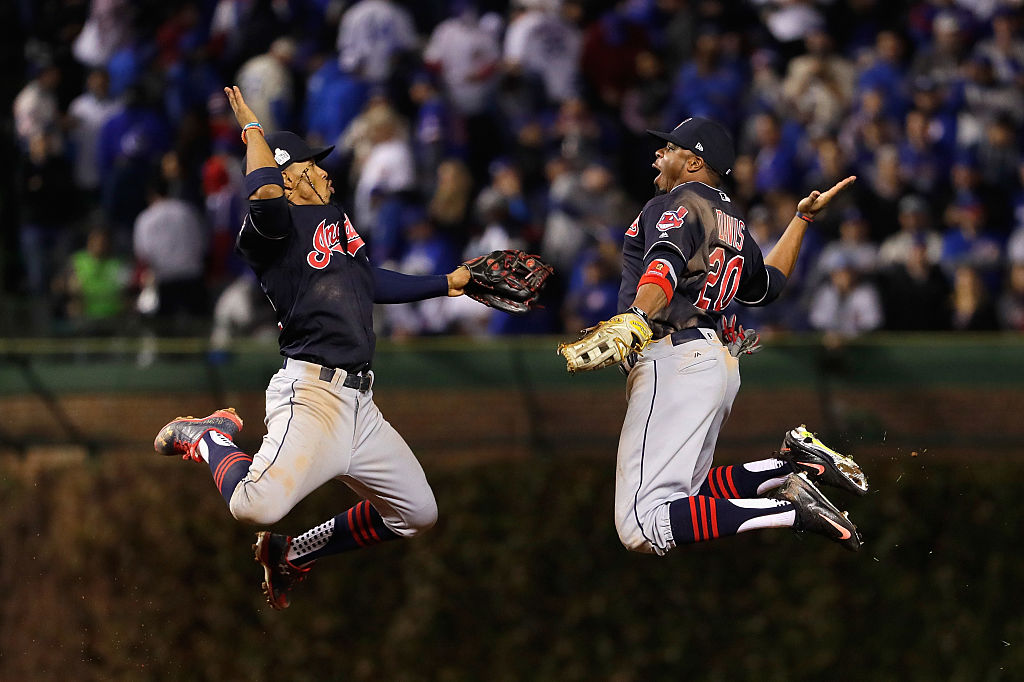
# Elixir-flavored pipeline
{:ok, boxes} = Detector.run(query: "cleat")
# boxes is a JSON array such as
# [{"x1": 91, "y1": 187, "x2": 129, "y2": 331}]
[
  {"x1": 253, "y1": 531, "x2": 314, "y2": 610},
  {"x1": 770, "y1": 473, "x2": 863, "y2": 551},
  {"x1": 153, "y1": 408, "x2": 243, "y2": 462},
  {"x1": 778, "y1": 424, "x2": 869, "y2": 496}
]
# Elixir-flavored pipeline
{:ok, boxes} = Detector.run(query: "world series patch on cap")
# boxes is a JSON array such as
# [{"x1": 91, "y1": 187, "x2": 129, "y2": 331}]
[{"x1": 264, "y1": 131, "x2": 334, "y2": 169}]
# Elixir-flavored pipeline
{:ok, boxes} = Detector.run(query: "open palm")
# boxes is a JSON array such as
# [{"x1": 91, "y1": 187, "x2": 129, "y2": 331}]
[
  {"x1": 223, "y1": 86, "x2": 258, "y2": 128},
  {"x1": 797, "y1": 175, "x2": 857, "y2": 216}
]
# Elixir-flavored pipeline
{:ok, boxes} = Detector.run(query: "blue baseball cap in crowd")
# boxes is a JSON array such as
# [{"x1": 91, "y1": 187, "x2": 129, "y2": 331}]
[
  {"x1": 264, "y1": 131, "x2": 334, "y2": 169},
  {"x1": 647, "y1": 117, "x2": 736, "y2": 177}
]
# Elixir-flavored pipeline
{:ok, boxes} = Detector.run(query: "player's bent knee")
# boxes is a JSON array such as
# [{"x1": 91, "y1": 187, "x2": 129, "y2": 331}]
[
  {"x1": 619, "y1": 535, "x2": 651, "y2": 553},
  {"x1": 389, "y1": 498, "x2": 438, "y2": 538},
  {"x1": 406, "y1": 499, "x2": 439, "y2": 536},
  {"x1": 615, "y1": 519, "x2": 655, "y2": 554},
  {"x1": 229, "y1": 493, "x2": 291, "y2": 526},
  {"x1": 616, "y1": 507, "x2": 674, "y2": 555}
]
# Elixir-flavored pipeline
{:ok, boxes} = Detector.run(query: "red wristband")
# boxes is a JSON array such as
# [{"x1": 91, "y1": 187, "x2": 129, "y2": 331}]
[{"x1": 638, "y1": 261, "x2": 674, "y2": 303}]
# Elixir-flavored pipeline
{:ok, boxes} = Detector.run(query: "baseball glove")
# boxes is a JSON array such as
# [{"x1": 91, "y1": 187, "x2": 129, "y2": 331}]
[
  {"x1": 461, "y1": 249, "x2": 554, "y2": 315},
  {"x1": 717, "y1": 314, "x2": 762, "y2": 358},
  {"x1": 557, "y1": 311, "x2": 653, "y2": 373}
]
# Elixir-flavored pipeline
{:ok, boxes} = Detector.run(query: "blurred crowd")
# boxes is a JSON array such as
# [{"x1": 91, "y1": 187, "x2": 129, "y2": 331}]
[{"x1": 8, "y1": 0, "x2": 1024, "y2": 348}]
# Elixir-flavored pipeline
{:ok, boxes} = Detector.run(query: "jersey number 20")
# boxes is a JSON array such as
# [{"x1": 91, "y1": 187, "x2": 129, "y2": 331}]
[{"x1": 696, "y1": 247, "x2": 744, "y2": 311}]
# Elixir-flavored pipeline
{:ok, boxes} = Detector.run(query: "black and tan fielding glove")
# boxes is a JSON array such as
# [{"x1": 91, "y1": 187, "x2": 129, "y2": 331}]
[
  {"x1": 461, "y1": 249, "x2": 554, "y2": 315},
  {"x1": 557, "y1": 310, "x2": 653, "y2": 373}
]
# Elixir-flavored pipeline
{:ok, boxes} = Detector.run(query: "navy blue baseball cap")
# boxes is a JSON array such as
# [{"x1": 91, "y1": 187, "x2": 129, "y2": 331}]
[
  {"x1": 647, "y1": 117, "x2": 736, "y2": 177},
  {"x1": 264, "y1": 131, "x2": 334, "y2": 169}
]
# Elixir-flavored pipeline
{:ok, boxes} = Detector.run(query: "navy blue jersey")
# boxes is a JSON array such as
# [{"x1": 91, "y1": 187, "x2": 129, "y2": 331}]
[
  {"x1": 618, "y1": 181, "x2": 775, "y2": 338},
  {"x1": 237, "y1": 197, "x2": 376, "y2": 372}
]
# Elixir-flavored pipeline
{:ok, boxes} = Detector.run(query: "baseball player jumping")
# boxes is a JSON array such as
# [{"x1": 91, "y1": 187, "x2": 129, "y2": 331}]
[
  {"x1": 558, "y1": 117, "x2": 869, "y2": 555},
  {"x1": 153, "y1": 87, "x2": 548, "y2": 610}
]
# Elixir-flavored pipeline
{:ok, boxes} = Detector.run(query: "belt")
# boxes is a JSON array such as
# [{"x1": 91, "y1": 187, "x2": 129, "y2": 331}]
[
  {"x1": 323, "y1": 366, "x2": 372, "y2": 391},
  {"x1": 670, "y1": 328, "x2": 718, "y2": 345},
  {"x1": 281, "y1": 358, "x2": 373, "y2": 392}
]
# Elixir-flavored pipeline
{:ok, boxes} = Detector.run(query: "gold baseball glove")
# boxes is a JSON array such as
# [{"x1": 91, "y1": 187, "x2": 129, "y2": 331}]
[{"x1": 557, "y1": 311, "x2": 653, "y2": 373}]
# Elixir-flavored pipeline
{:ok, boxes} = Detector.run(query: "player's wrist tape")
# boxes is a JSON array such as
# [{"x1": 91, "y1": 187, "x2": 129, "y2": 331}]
[
  {"x1": 627, "y1": 306, "x2": 650, "y2": 325},
  {"x1": 244, "y1": 166, "x2": 285, "y2": 195},
  {"x1": 795, "y1": 211, "x2": 814, "y2": 223},
  {"x1": 241, "y1": 121, "x2": 264, "y2": 144}
]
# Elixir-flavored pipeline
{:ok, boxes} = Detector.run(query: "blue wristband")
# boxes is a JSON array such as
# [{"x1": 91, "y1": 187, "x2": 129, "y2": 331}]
[
  {"x1": 244, "y1": 166, "x2": 285, "y2": 196},
  {"x1": 240, "y1": 121, "x2": 263, "y2": 143}
]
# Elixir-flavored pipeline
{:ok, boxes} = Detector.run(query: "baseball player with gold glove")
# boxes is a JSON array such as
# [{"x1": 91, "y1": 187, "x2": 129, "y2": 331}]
[{"x1": 558, "y1": 117, "x2": 868, "y2": 556}]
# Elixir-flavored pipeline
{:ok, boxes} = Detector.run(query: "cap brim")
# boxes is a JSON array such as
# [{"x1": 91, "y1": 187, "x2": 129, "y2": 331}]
[
  {"x1": 310, "y1": 145, "x2": 334, "y2": 163},
  {"x1": 646, "y1": 129, "x2": 674, "y2": 144},
  {"x1": 284, "y1": 145, "x2": 335, "y2": 167}
]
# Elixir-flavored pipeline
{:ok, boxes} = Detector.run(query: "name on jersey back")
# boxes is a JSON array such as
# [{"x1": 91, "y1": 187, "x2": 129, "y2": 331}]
[{"x1": 714, "y1": 208, "x2": 745, "y2": 250}]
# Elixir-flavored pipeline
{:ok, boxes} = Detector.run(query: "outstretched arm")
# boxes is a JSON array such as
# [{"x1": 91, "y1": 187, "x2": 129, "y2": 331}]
[
  {"x1": 224, "y1": 86, "x2": 283, "y2": 200},
  {"x1": 372, "y1": 266, "x2": 471, "y2": 304},
  {"x1": 764, "y1": 176, "x2": 857, "y2": 278}
]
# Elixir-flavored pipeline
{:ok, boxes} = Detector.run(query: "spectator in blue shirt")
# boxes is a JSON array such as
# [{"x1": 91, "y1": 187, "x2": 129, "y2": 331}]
[
  {"x1": 97, "y1": 86, "x2": 169, "y2": 241},
  {"x1": 664, "y1": 27, "x2": 744, "y2": 131},
  {"x1": 750, "y1": 111, "x2": 802, "y2": 194},
  {"x1": 305, "y1": 53, "x2": 370, "y2": 153},
  {"x1": 856, "y1": 29, "x2": 909, "y2": 120},
  {"x1": 898, "y1": 108, "x2": 944, "y2": 198},
  {"x1": 941, "y1": 193, "x2": 1003, "y2": 291}
]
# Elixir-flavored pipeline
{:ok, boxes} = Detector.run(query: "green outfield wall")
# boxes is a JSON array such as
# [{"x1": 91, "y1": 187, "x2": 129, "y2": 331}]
[{"x1": 1, "y1": 335, "x2": 1022, "y2": 680}]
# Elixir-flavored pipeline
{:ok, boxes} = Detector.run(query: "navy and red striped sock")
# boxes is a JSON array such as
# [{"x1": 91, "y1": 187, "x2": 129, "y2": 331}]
[
  {"x1": 669, "y1": 496, "x2": 795, "y2": 544},
  {"x1": 198, "y1": 430, "x2": 253, "y2": 504},
  {"x1": 287, "y1": 500, "x2": 400, "y2": 564},
  {"x1": 699, "y1": 458, "x2": 790, "y2": 498}
]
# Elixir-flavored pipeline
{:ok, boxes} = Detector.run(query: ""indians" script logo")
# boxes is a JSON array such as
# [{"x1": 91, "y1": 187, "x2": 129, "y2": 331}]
[{"x1": 306, "y1": 214, "x2": 365, "y2": 269}]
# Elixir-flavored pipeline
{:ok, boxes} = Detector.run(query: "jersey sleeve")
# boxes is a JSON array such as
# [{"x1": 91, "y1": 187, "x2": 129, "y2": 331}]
[
  {"x1": 733, "y1": 230, "x2": 787, "y2": 306},
  {"x1": 236, "y1": 196, "x2": 292, "y2": 268},
  {"x1": 636, "y1": 201, "x2": 701, "y2": 304},
  {"x1": 372, "y1": 267, "x2": 449, "y2": 303}
]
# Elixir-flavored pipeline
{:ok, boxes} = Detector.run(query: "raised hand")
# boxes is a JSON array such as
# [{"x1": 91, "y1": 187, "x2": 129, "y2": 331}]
[
  {"x1": 797, "y1": 175, "x2": 857, "y2": 218},
  {"x1": 223, "y1": 86, "x2": 259, "y2": 128}
]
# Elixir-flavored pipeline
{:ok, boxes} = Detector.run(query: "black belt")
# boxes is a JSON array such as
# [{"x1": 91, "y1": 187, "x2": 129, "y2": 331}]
[
  {"x1": 322, "y1": 367, "x2": 372, "y2": 392},
  {"x1": 670, "y1": 328, "x2": 717, "y2": 345},
  {"x1": 282, "y1": 358, "x2": 372, "y2": 392}
]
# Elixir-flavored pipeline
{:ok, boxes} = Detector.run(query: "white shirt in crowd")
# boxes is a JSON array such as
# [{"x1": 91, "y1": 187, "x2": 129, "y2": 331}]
[
  {"x1": 424, "y1": 14, "x2": 502, "y2": 115},
  {"x1": 354, "y1": 139, "x2": 416, "y2": 229},
  {"x1": 13, "y1": 81, "x2": 59, "y2": 145},
  {"x1": 133, "y1": 198, "x2": 207, "y2": 282},
  {"x1": 68, "y1": 91, "x2": 120, "y2": 190},
  {"x1": 878, "y1": 231, "x2": 945, "y2": 266},
  {"x1": 71, "y1": 0, "x2": 130, "y2": 68},
  {"x1": 1008, "y1": 225, "x2": 1024, "y2": 265},
  {"x1": 235, "y1": 52, "x2": 293, "y2": 132},
  {"x1": 337, "y1": 0, "x2": 418, "y2": 83},
  {"x1": 504, "y1": 8, "x2": 582, "y2": 102},
  {"x1": 809, "y1": 281, "x2": 884, "y2": 337}
]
